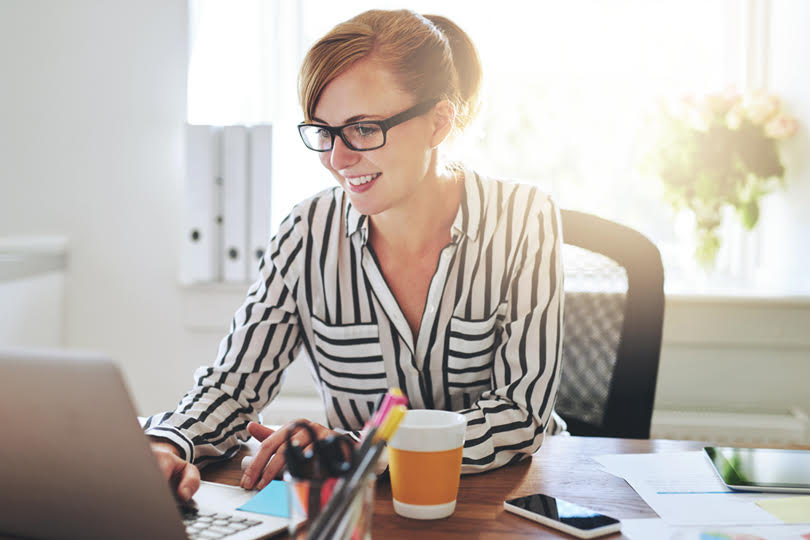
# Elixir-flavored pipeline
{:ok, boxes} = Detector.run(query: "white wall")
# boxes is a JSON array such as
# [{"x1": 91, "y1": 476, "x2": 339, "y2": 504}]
[
  {"x1": 1, "y1": 0, "x2": 809, "y2": 423},
  {"x1": 0, "y1": 0, "x2": 192, "y2": 414}
]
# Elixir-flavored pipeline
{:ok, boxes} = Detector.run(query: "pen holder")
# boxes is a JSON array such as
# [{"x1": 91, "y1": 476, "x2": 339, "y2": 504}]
[{"x1": 284, "y1": 471, "x2": 376, "y2": 540}]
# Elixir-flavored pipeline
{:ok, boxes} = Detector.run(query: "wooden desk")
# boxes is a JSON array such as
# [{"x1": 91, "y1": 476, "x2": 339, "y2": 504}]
[{"x1": 202, "y1": 436, "x2": 707, "y2": 539}]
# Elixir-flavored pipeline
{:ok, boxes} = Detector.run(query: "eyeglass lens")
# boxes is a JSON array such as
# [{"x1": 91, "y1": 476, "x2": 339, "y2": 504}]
[{"x1": 300, "y1": 123, "x2": 384, "y2": 151}]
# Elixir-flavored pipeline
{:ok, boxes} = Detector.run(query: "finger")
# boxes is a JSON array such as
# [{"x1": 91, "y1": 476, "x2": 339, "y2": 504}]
[
  {"x1": 307, "y1": 422, "x2": 333, "y2": 438},
  {"x1": 242, "y1": 422, "x2": 300, "y2": 488},
  {"x1": 152, "y1": 449, "x2": 199, "y2": 501},
  {"x1": 300, "y1": 423, "x2": 351, "y2": 457},
  {"x1": 255, "y1": 442, "x2": 288, "y2": 491},
  {"x1": 177, "y1": 462, "x2": 201, "y2": 501},
  {"x1": 241, "y1": 437, "x2": 278, "y2": 489},
  {"x1": 305, "y1": 422, "x2": 346, "y2": 448},
  {"x1": 247, "y1": 421, "x2": 276, "y2": 442},
  {"x1": 243, "y1": 420, "x2": 318, "y2": 490},
  {"x1": 299, "y1": 441, "x2": 316, "y2": 457},
  {"x1": 256, "y1": 428, "x2": 316, "y2": 490},
  {"x1": 153, "y1": 448, "x2": 185, "y2": 482}
]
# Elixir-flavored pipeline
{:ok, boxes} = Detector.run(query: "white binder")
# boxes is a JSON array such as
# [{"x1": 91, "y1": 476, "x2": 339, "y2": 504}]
[
  {"x1": 249, "y1": 125, "x2": 273, "y2": 278},
  {"x1": 182, "y1": 125, "x2": 221, "y2": 283},
  {"x1": 222, "y1": 125, "x2": 249, "y2": 282}
]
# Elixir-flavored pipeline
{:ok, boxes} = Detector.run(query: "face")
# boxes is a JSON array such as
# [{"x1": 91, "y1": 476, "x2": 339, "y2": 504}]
[{"x1": 311, "y1": 57, "x2": 439, "y2": 217}]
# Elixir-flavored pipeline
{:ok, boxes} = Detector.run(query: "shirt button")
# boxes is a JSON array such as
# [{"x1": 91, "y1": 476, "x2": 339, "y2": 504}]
[{"x1": 428, "y1": 304, "x2": 436, "y2": 314}]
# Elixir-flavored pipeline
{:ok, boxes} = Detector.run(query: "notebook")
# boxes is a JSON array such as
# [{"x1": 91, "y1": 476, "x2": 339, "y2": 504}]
[{"x1": 0, "y1": 348, "x2": 287, "y2": 540}]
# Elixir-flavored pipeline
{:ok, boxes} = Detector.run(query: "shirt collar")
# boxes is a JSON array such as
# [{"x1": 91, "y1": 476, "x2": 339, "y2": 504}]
[
  {"x1": 450, "y1": 167, "x2": 482, "y2": 242},
  {"x1": 343, "y1": 166, "x2": 483, "y2": 245},
  {"x1": 344, "y1": 197, "x2": 369, "y2": 245}
]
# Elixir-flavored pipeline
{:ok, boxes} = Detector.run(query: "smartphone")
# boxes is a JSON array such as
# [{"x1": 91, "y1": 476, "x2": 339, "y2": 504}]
[{"x1": 503, "y1": 493, "x2": 621, "y2": 539}]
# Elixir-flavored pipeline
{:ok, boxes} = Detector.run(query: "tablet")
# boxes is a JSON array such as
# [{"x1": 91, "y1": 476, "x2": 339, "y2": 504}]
[{"x1": 704, "y1": 446, "x2": 810, "y2": 493}]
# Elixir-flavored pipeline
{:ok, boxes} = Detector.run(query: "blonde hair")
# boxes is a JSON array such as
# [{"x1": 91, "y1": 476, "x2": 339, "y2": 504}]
[{"x1": 298, "y1": 9, "x2": 482, "y2": 133}]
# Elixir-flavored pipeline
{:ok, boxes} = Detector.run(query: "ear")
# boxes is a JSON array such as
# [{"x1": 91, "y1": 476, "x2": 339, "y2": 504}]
[{"x1": 429, "y1": 99, "x2": 456, "y2": 148}]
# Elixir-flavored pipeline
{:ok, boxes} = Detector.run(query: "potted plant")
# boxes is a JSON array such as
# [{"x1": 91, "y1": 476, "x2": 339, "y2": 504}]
[{"x1": 644, "y1": 90, "x2": 798, "y2": 269}]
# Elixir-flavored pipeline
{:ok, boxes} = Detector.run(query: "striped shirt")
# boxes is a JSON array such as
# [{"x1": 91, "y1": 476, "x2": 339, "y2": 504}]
[{"x1": 145, "y1": 168, "x2": 563, "y2": 473}]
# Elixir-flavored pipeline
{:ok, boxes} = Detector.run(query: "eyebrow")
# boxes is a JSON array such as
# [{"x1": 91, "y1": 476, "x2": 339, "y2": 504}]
[{"x1": 311, "y1": 113, "x2": 380, "y2": 125}]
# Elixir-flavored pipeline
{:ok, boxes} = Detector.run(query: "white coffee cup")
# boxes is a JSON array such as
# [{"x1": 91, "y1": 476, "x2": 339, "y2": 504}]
[{"x1": 387, "y1": 409, "x2": 467, "y2": 519}]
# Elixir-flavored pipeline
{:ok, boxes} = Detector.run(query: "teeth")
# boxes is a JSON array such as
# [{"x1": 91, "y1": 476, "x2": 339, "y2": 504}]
[{"x1": 347, "y1": 173, "x2": 378, "y2": 186}]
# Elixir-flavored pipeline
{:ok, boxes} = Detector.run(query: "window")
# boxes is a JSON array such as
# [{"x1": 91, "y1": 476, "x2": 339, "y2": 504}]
[{"x1": 187, "y1": 0, "x2": 795, "y2": 295}]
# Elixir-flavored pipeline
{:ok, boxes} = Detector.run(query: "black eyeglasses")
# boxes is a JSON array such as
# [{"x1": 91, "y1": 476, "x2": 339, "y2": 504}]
[{"x1": 297, "y1": 99, "x2": 439, "y2": 152}]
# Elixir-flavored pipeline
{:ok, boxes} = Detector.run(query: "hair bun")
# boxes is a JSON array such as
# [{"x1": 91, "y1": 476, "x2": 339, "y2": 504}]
[{"x1": 423, "y1": 14, "x2": 482, "y2": 130}]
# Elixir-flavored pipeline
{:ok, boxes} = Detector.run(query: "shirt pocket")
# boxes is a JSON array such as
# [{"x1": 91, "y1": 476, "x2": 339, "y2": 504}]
[
  {"x1": 311, "y1": 316, "x2": 388, "y2": 395},
  {"x1": 446, "y1": 302, "x2": 507, "y2": 392}
]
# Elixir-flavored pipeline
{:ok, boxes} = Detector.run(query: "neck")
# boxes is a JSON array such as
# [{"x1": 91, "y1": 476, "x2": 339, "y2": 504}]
[{"x1": 370, "y1": 164, "x2": 463, "y2": 255}]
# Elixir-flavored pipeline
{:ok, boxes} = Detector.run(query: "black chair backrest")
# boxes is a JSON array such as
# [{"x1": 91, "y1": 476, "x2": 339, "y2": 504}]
[{"x1": 556, "y1": 209, "x2": 665, "y2": 439}]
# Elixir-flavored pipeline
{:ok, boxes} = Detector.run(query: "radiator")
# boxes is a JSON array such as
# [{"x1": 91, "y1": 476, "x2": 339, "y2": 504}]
[{"x1": 651, "y1": 408, "x2": 809, "y2": 446}]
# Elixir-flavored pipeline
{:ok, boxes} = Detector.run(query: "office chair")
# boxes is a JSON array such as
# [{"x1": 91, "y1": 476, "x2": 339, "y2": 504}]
[{"x1": 555, "y1": 209, "x2": 665, "y2": 439}]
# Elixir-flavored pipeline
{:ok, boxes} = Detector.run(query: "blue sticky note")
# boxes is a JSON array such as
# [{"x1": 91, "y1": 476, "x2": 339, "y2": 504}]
[{"x1": 237, "y1": 480, "x2": 290, "y2": 518}]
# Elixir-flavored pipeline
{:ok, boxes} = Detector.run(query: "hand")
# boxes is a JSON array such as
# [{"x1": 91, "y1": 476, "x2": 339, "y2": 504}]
[
  {"x1": 241, "y1": 419, "x2": 340, "y2": 491},
  {"x1": 150, "y1": 441, "x2": 201, "y2": 502}
]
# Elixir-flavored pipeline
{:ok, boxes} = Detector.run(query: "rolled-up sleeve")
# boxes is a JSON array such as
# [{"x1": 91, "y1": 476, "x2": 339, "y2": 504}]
[{"x1": 144, "y1": 214, "x2": 304, "y2": 466}]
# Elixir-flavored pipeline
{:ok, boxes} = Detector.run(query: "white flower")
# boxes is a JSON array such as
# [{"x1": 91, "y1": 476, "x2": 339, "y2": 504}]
[
  {"x1": 743, "y1": 91, "x2": 780, "y2": 125},
  {"x1": 725, "y1": 103, "x2": 744, "y2": 130},
  {"x1": 764, "y1": 113, "x2": 799, "y2": 139},
  {"x1": 680, "y1": 96, "x2": 712, "y2": 132}
]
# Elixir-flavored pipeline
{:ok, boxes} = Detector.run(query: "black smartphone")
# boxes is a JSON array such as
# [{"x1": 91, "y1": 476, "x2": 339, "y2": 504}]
[{"x1": 503, "y1": 493, "x2": 621, "y2": 539}]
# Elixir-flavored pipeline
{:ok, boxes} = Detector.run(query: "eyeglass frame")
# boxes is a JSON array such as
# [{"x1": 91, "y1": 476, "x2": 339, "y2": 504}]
[{"x1": 297, "y1": 98, "x2": 440, "y2": 152}]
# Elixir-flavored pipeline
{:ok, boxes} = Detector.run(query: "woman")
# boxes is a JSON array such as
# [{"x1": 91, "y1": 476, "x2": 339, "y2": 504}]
[{"x1": 146, "y1": 8, "x2": 563, "y2": 501}]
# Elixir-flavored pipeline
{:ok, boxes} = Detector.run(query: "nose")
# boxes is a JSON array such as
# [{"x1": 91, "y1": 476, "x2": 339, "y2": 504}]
[{"x1": 329, "y1": 135, "x2": 360, "y2": 170}]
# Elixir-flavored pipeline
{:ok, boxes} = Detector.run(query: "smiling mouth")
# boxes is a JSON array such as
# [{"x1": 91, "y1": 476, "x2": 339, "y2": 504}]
[{"x1": 346, "y1": 173, "x2": 381, "y2": 186}]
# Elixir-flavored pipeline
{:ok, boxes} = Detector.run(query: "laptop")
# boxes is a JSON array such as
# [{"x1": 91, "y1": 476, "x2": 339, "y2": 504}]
[{"x1": 0, "y1": 348, "x2": 288, "y2": 540}]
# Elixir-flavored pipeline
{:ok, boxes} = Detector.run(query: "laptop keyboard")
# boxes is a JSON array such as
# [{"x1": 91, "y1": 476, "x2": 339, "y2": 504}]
[{"x1": 182, "y1": 509, "x2": 262, "y2": 539}]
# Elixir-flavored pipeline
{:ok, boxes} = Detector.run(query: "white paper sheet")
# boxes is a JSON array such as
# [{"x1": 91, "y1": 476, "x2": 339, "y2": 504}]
[
  {"x1": 621, "y1": 518, "x2": 810, "y2": 540},
  {"x1": 594, "y1": 452, "x2": 787, "y2": 526}
]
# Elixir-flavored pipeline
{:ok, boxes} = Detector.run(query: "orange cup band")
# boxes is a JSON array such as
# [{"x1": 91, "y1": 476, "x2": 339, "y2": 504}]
[{"x1": 388, "y1": 446, "x2": 463, "y2": 505}]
